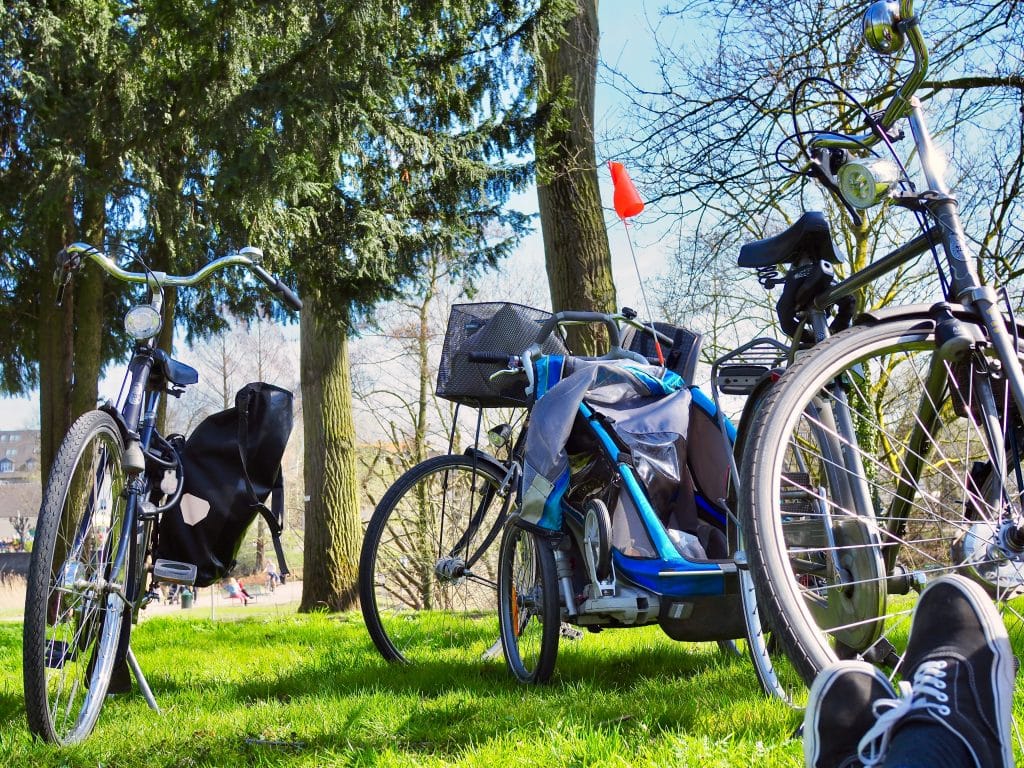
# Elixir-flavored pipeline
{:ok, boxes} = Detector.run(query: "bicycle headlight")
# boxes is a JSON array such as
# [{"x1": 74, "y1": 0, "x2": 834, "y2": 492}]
[
  {"x1": 124, "y1": 305, "x2": 163, "y2": 340},
  {"x1": 837, "y1": 158, "x2": 899, "y2": 209}
]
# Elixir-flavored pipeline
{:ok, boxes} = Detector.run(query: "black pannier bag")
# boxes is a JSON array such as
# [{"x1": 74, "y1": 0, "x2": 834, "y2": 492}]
[{"x1": 156, "y1": 382, "x2": 294, "y2": 587}]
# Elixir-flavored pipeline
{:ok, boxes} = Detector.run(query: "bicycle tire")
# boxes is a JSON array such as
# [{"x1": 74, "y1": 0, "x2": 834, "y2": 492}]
[
  {"x1": 742, "y1": 318, "x2": 1024, "y2": 698},
  {"x1": 358, "y1": 453, "x2": 513, "y2": 664},
  {"x1": 23, "y1": 410, "x2": 132, "y2": 744},
  {"x1": 729, "y1": 377, "x2": 806, "y2": 704},
  {"x1": 497, "y1": 522, "x2": 560, "y2": 683}
]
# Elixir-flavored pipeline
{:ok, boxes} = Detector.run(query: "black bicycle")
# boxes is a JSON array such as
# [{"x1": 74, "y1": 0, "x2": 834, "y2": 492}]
[
  {"x1": 22, "y1": 242, "x2": 300, "y2": 744},
  {"x1": 732, "y1": 0, "x2": 1024, "y2": 736}
]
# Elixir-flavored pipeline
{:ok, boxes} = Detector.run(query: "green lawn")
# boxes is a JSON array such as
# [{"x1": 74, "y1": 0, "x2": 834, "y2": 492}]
[{"x1": 0, "y1": 607, "x2": 804, "y2": 767}]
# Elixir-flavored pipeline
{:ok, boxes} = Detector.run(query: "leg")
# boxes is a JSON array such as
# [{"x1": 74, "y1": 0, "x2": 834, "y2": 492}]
[{"x1": 862, "y1": 575, "x2": 1014, "y2": 768}]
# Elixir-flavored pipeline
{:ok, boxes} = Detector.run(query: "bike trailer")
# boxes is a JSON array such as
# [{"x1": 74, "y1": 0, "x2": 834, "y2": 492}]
[
  {"x1": 155, "y1": 382, "x2": 294, "y2": 587},
  {"x1": 520, "y1": 356, "x2": 736, "y2": 596}
]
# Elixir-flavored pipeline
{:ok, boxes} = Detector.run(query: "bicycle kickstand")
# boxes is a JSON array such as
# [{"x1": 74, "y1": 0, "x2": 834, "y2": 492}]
[{"x1": 126, "y1": 645, "x2": 161, "y2": 713}]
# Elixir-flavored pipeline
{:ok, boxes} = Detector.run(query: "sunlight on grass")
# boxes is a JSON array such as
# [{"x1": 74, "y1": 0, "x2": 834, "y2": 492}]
[{"x1": 0, "y1": 612, "x2": 805, "y2": 767}]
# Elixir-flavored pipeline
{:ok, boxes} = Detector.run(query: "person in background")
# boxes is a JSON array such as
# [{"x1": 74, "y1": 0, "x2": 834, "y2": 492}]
[
  {"x1": 222, "y1": 576, "x2": 249, "y2": 606},
  {"x1": 264, "y1": 560, "x2": 280, "y2": 591}
]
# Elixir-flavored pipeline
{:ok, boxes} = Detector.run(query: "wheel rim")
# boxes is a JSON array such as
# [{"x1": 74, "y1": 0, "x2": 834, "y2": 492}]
[
  {"x1": 38, "y1": 426, "x2": 129, "y2": 743},
  {"x1": 504, "y1": 527, "x2": 548, "y2": 677},
  {"x1": 366, "y1": 460, "x2": 509, "y2": 663},
  {"x1": 756, "y1": 325, "x2": 1024, "y2": 702}
]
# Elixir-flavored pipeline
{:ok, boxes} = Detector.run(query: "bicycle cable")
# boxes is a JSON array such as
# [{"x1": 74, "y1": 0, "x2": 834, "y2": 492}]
[{"x1": 786, "y1": 75, "x2": 951, "y2": 297}]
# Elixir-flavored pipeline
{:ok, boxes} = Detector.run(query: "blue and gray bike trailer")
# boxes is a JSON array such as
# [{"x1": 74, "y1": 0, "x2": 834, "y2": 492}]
[{"x1": 518, "y1": 355, "x2": 746, "y2": 641}]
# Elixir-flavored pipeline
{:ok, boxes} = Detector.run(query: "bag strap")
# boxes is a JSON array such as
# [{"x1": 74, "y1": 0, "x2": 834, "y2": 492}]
[
  {"x1": 238, "y1": 384, "x2": 291, "y2": 581},
  {"x1": 236, "y1": 384, "x2": 261, "y2": 506}
]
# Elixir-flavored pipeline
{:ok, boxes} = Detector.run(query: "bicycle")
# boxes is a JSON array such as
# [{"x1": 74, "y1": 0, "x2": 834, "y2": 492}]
[
  {"x1": 733, "y1": 0, "x2": 1024, "y2": 724},
  {"x1": 22, "y1": 242, "x2": 300, "y2": 744},
  {"x1": 358, "y1": 302, "x2": 552, "y2": 665},
  {"x1": 358, "y1": 419, "x2": 528, "y2": 664}
]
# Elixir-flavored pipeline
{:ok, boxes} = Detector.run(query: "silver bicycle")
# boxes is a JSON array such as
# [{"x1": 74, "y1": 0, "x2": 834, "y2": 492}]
[{"x1": 735, "y1": 0, "x2": 1024, "y2": 727}]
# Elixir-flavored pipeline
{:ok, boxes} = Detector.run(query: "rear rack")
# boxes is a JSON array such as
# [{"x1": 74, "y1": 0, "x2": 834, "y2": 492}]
[
  {"x1": 710, "y1": 337, "x2": 793, "y2": 496},
  {"x1": 711, "y1": 337, "x2": 791, "y2": 398}
]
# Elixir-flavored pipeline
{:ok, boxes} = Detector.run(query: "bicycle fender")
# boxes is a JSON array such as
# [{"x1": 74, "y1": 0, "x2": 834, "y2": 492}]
[
  {"x1": 98, "y1": 402, "x2": 134, "y2": 444},
  {"x1": 461, "y1": 447, "x2": 512, "y2": 477},
  {"x1": 854, "y1": 302, "x2": 1024, "y2": 339}
]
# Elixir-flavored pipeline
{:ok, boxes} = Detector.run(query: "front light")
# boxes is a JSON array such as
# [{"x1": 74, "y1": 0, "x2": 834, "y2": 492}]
[
  {"x1": 838, "y1": 159, "x2": 900, "y2": 209},
  {"x1": 124, "y1": 305, "x2": 162, "y2": 340}
]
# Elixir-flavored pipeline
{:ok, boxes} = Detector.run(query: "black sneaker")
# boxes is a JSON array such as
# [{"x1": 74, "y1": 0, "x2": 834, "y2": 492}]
[
  {"x1": 804, "y1": 660, "x2": 897, "y2": 768},
  {"x1": 859, "y1": 575, "x2": 1015, "y2": 768}
]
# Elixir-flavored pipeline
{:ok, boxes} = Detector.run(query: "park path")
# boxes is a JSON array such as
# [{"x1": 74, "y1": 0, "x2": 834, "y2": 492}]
[
  {"x1": 0, "y1": 576, "x2": 304, "y2": 622},
  {"x1": 139, "y1": 577, "x2": 304, "y2": 619}
]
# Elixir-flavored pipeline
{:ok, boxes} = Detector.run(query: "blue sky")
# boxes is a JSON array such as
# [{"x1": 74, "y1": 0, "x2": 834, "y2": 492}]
[{"x1": 0, "y1": 3, "x2": 667, "y2": 430}]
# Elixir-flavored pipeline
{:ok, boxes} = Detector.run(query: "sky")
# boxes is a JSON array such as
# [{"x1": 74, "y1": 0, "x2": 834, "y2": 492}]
[{"x1": 0, "y1": 3, "x2": 668, "y2": 430}]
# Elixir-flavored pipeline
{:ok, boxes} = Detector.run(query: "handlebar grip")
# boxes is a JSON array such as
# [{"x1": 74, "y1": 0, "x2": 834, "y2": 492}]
[
  {"x1": 252, "y1": 265, "x2": 302, "y2": 311},
  {"x1": 467, "y1": 351, "x2": 511, "y2": 364}
]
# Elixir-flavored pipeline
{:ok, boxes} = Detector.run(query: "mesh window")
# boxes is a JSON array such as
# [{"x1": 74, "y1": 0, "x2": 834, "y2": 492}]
[{"x1": 610, "y1": 490, "x2": 657, "y2": 559}]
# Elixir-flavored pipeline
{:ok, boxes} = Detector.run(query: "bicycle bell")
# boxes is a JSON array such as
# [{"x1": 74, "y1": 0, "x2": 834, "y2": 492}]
[{"x1": 863, "y1": 1, "x2": 905, "y2": 55}]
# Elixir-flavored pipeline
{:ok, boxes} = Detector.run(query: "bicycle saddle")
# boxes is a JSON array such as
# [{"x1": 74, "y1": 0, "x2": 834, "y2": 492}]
[
  {"x1": 737, "y1": 211, "x2": 844, "y2": 268},
  {"x1": 153, "y1": 348, "x2": 199, "y2": 386}
]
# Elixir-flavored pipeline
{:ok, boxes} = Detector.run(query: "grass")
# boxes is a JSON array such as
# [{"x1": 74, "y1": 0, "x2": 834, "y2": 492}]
[{"x1": 0, "y1": 604, "x2": 805, "y2": 767}]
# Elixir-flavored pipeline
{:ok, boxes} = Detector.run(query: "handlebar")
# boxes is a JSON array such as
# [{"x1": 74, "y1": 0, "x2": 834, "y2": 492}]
[
  {"x1": 807, "y1": 0, "x2": 927, "y2": 153},
  {"x1": 58, "y1": 242, "x2": 302, "y2": 311},
  {"x1": 468, "y1": 351, "x2": 514, "y2": 365},
  {"x1": 530, "y1": 310, "x2": 668, "y2": 364},
  {"x1": 533, "y1": 311, "x2": 623, "y2": 348}
]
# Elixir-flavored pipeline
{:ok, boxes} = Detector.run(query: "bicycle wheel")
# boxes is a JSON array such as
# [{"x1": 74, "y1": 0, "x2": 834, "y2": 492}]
[
  {"x1": 359, "y1": 453, "x2": 513, "y2": 664},
  {"x1": 742, "y1": 317, "x2": 1024, "y2": 695},
  {"x1": 730, "y1": 380, "x2": 806, "y2": 704},
  {"x1": 23, "y1": 410, "x2": 132, "y2": 744},
  {"x1": 497, "y1": 521, "x2": 559, "y2": 683}
]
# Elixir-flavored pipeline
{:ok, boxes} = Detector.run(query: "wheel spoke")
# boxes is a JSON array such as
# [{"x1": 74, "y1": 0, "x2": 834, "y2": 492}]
[
  {"x1": 359, "y1": 455, "x2": 511, "y2": 663},
  {"x1": 743, "y1": 320, "x2": 1024, "y2": 757}
]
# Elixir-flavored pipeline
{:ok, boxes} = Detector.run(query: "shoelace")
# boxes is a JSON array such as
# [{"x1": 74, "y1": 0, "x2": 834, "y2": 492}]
[{"x1": 857, "y1": 659, "x2": 951, "y2": 766}]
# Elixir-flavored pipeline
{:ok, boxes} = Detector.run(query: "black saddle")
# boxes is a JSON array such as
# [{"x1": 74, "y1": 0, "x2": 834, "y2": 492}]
[
  {"x1": 154, "y1": 348, "x2": 199, "y2": 386},
  {"x1": 737, "y1": 211, "x2": 843, "y2": 268}
]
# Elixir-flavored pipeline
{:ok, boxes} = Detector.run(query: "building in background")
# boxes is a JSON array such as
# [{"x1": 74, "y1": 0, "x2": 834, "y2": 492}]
[{"x1": 0, "y1": 430, "x2": 41, "y2": 550}]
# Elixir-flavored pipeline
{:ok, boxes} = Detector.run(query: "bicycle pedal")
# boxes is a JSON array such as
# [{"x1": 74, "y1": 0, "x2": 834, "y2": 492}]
[{"x1": 153, "y1": 559, "x2": 197, "y2": 586}]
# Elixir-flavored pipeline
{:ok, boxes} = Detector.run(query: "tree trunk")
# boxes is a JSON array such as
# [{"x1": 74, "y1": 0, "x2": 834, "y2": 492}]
[
  {"x1": 37, "y1": 301, "x2": 71, "y2": 482},
  {"x1": 69, "y1": 157, "x2": 108, "y2": 424},
  {"x1": 38, "y1": 214, "x2": 76, "y2": 483},
  {"x1": 536, "y1": 0, "x2": 616, "y2": 354},
  {"x1": 298, "y1": 283, "x2": 361, "y2": 612},
  {"x1": 414, "y1": 266, "x2": 436, "y2": 466}
]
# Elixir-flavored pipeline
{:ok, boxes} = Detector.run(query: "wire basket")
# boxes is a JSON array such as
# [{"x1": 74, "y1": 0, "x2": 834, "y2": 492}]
[{"x1": 436, "y1": 302, "x2": 569, "y2": 407}]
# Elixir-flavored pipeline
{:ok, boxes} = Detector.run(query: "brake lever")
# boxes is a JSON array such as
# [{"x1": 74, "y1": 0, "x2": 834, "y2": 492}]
[
  {"x1": 53, "y1": 248, "x2": 81, "y2": 307},
  {"x1": 487, "y1": 357, "x2": 525, "y2": 382}
]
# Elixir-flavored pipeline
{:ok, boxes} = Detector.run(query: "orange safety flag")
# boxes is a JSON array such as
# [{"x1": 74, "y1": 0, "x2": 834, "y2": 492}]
[{"x1": 609, "y1": 161, "x2": 644, "y2": 219}]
